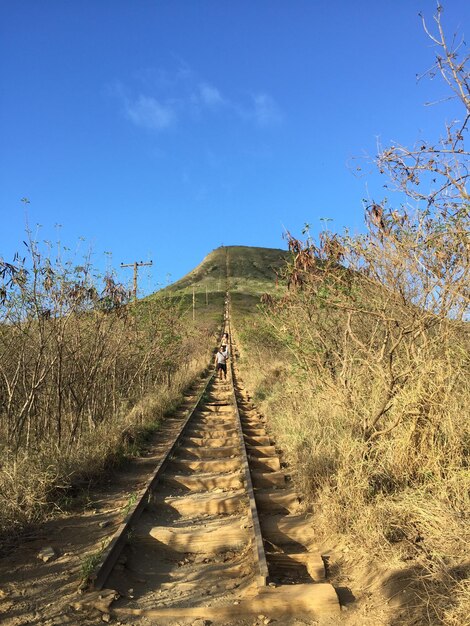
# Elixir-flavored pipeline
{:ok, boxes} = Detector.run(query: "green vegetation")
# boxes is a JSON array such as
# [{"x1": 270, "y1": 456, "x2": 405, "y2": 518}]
[
  {"x1": 80, "y1": 547, "x2": 105, "y2": 580},
  {"x1": 163, "y1": 245, "x2": 289, "y2": 296},
  {"x1": 123, "y1": 492, "x2": 138, "y2": 517}
]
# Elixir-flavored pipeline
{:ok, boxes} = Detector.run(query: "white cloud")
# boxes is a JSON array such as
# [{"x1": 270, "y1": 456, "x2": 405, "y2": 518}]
[
  {"x1": 135, "y1": 61, "x2": 192, "y2": 91},
  {"x1": 198, "y1": 83, "x2": 225, "y2": 107},
  {"x1": 125, "y1": 95, "x2": 176, "y2": 131},
  {"x1": 110, "y1": 65, "x2": 283, "y2": 133},
  {"x1": 252, "y1": 93, "x2": 282, "y2": 127},
  {"x1": 196, "y1": 83, "x2": 282, "y2": 128}
]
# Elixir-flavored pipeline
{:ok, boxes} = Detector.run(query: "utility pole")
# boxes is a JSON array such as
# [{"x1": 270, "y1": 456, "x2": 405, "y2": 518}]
[
  {"x1": 192, "y1": 285, "x2": 196, "y2": 321},
  {"x1": 120, "y1": 260, "x2": 153, "y2": 301}
]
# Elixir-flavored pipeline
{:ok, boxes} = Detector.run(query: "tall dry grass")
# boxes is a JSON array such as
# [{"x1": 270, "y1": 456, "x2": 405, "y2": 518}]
[
  {"x1": 231, "y1": 166, "x2": 469, "y2": 624},
  {"x1": 0, "y1": 237, "x2": 218, "y2": 538},
  {"x1": 232, "y1": 15, "x2": 470, "y2": 620},
  {"x1": 233, "y1": 300, "x2": 469, "y2": 624}
]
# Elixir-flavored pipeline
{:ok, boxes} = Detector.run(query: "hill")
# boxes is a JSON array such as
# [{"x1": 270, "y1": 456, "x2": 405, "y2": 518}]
[{"x1": 164, "y1": 245, "x2": 290, "y2": 295}]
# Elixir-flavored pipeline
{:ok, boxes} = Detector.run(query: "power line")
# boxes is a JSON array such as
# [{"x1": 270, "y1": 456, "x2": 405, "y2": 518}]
[{"x1": 120, "y1": 260, "x2": 153, "y2": 301}]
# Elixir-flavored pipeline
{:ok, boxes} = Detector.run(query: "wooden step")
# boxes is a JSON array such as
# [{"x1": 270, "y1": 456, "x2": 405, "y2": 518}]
[
  {"x1": 266, "y1": 552, "x2": 325, "y2": 582},
  {"x1": 186, "y1": 427, "x2": 237, "y2": 438},
  {"x1": 251, "y1": 471, "x2": 286, "y2": 488},
  {"x1": 102, "y1": 583, "x2": 340, "y2": 619},
  {"x1": 162, "y1": 472, "x2": 243, "y2": 492},
  {"x1": 197, "y1": 406, "x2": 233, "y2": 414},
  {"x1": 205, "y1": 396, "x2": 232, "y2": 403},
  {"x1": 176, "y1": 445, "x2": 239, "y2": 460},
  {"x1": 242, "y1": 428, "x2": 267, "y2": 437},
  {"x1": 169, "y1": 458, "x2": 240, "y2": 473},
  {"x1": 244, "y1": 435, "x2": 271, "y2": 446},
  {"x1": 260, "y1": 514, "x2": 315, "y2": 548},
  {"x1": 193, "y1": 417, "x2": 235, "y2": 426},
  {"x1": 245, "y1": 445, "x2": 277, "y2": 457},
  {"x1": 248, "y1": 456, "x2": 281, "y2": 471},
  {"x1": 154, "y1": 491, "x2": 246, "y2": 516},
  {"x1": 241, "y1": 419, "x2": 265, "y2": 428},
  {"x1": 140, "y1": 520, "x2": 248, "y2": 553},
  {"x1": 182, "y1": 436, "x2": 238, "y2": 448},
  {"x1": 255, "y1": 488, "x2": 300, "y2": 513}
]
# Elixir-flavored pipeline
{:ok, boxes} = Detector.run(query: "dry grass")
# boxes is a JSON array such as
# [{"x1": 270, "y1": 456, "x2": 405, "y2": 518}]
[
  {"x1": 0, "y1": 353, "x2": 210, "y2": 538},
  {"x1": 232, "y1": 300, "x2": 470, "y2": 626},
  {"x1": 0, "y1": 239, "x2": 222, "y2": 539}
]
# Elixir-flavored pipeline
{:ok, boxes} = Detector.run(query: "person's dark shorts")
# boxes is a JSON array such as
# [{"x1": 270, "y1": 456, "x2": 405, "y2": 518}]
[{"x1": 217, "y1": 363, "x2": 227, "y2": 374}]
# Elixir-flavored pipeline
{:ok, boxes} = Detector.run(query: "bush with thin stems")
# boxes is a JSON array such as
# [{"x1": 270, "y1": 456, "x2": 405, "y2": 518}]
[{"x1": 0, "y1": 233, "x2": 216, "y2": 537}]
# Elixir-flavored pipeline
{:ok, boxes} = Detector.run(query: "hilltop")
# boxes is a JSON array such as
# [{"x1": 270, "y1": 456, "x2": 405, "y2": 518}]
[{"x1": 164, "y1": 245, "x2": 290, "y2": 295}]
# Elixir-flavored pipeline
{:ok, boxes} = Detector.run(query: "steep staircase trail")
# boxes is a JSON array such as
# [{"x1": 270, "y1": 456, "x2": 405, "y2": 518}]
[
  {"x1": 232, "y1": 365, "x2": 328, "y2": 588},
  {"x1": 75, "y1": 319, "x2": 341, "y2": 623},
  {"x1": 106, "y1": 376, "x2": 254, "y2": 611}
]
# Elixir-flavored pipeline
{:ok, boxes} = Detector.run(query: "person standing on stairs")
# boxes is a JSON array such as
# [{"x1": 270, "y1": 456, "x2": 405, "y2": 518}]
[{"x1": 215, "y1": 345, "x2": 229, "y2": 380}]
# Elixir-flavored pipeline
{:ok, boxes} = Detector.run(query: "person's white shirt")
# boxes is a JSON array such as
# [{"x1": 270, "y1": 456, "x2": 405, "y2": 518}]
[{"x1": 216, "y1": 348, "x2": 229, "y2": 364}]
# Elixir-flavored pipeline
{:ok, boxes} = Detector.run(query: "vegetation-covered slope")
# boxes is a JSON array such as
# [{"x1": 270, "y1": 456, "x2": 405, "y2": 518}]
[
  {"x1": 0, "y1": 244, "x2": 222, "y2": 539},
  {"x1": 0, "y1": 244, "x2": 287, "y2": 539},
  {"x1": 153, "y1": 246, "x2": 289, "y2": 333},
  {"x1": 230, "y1": 233, "x2": 469, "y2": 626},
  {"x1": 165, "y1": 245, "x2": 289, "y2": 295}
]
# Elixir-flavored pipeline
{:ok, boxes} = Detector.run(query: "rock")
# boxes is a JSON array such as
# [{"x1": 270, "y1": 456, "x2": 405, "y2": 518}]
[
  {"x1": 192, "y1": 620, "x2": 211, "y2": 626},
  {"x1": 193, "y1": 555, "x2": 206, "y2": 564},
  {"x1": 99, "y1": 520, "x2": 111, "y2": 528},
  {"x1": 101, "y1": 613, "x2": 111, "y2": 623},
  {"x1": 38, "y1": 546, "x2": 56, "y2": 562},
  {"x1": 225, "y1": 581, "x2": 238, "y2": 590}
]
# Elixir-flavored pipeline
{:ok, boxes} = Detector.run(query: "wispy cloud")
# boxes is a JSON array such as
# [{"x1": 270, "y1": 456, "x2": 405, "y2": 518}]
[
  {"x1": 195, "y1": 82, "x2": 282, "y2": 127},
  {"x1": 134, "y1": 61, "x2": 193, "y2": 91},
  {"x1": 111, "y1": 64, "x2": 283, "y2": 132},
  {"x1": 125, "y1": 95, "x2": 176, "y2": 131},
  {"x1": 252, "y1": 93, "x2": 282, "y2": 127},
  {"x1": 198, "y1": 82, "x2": 225, "y2": 107}
]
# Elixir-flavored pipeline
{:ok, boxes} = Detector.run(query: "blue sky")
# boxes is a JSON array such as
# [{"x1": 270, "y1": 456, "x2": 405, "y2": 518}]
[{"x1": 1, "y1": 1, "x2": 469, "y2": 294}]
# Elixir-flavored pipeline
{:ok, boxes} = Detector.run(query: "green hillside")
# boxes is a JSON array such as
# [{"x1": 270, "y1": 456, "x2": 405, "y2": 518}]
[
  {"x1": 146, "y1": 245, "x2": 289, "y2": 331},
  {"x1": 165, "y1": 245, "x2": 290, "y2": 295}
]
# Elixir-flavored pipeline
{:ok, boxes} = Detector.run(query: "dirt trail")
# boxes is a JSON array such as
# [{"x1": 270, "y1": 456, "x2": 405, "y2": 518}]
[{"x1": 0, "y1": 338, "x2": 343, "y2": 625}]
